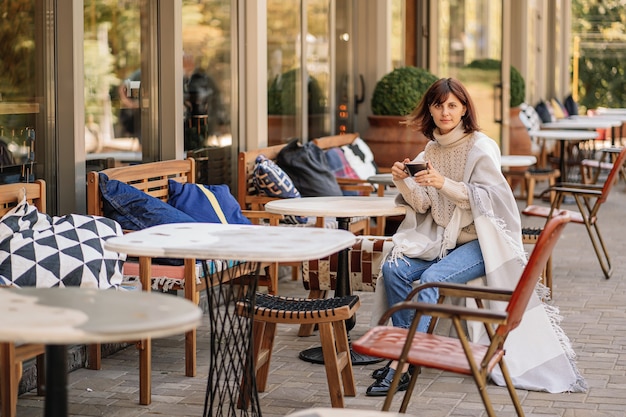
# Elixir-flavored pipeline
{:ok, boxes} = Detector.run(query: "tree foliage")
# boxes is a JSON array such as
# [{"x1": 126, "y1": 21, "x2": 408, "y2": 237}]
[
  {"x1": 572, "y1": 0, "x2": 626, "y2": 110},
  {"x1": 0, "y1": 0, "x2": 35, "y2": 98}
]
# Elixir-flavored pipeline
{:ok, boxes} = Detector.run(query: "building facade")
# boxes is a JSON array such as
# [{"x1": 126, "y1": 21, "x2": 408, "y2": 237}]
[{"x1": 0, "y1": 0, "x2": 572, "y2": 214}]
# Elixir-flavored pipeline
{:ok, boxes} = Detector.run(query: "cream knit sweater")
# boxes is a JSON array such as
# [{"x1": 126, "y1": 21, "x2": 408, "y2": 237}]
[{"x1": 394, "y1": 122, "x2": 478, "y2": 245}]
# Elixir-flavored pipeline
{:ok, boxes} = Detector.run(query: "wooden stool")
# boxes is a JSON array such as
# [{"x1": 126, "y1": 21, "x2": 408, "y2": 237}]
[
  {"x1": 248, "y1": 293, "x2": 360, "y2": 408},
  {"x1": 522, "y1": 227, "x2": 552, "y2": 295},
  {"x1": 504, "y1": 168, "x2": 560, "y2": 206}
]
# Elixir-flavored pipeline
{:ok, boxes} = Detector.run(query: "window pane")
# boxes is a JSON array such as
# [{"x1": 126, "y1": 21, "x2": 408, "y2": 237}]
[
  {"x1": 84, "y1": 0, "x2": 141, "y2": 164},
  {"x1": 0, "y1": 0, "x2": 39, "y2": 183},
  {"x1": 182, "y1": 0, "x2": 231, "y2": 153},
  {"x1": 182, "y1": 0, "x2": 233, "y2": 186},
  {"x1": 268, "y1": 0, "x2": 301, "y2": 145},
  {"x1": 437, "y1": 0, "x2": 502, "y2": 144}
]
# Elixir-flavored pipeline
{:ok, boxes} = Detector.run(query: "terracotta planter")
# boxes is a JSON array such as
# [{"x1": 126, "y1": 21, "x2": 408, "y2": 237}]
[
  {"x1": 507, "y1": 106, "x2": 535, "y2": 193},
  {"x1": 509, "y1": 107, "x2": 533, "y2": 156},
  {"x1": 361, "y1": 115, "x2": 429, "y2": 170}
]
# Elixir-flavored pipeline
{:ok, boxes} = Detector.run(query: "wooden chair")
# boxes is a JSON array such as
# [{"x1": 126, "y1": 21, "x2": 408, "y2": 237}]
[
  {"x1": 0, "y1": 180, "x2": 47, "y2": 417},
  {"x1": 523, "y1": 146, "x2": 626, "y2": 279},
  {"x1": 86, "y1": 160, "x2": 200, "y2": 400},
  {"x1": 503, "y1": 167, "x2": 561, "y2": 206},
  {"x1": 352, "y1": 211, "x2": 572, "y2": 416},
  {"x1": 86, "y1": 158, "x2": 270, "y2": 405},
  {"x1": 243, "y1": 293, "x2": 360, "y2": 408},
  {"x1": 237, "y1": 138, "x2": 374, "y2": 290}
]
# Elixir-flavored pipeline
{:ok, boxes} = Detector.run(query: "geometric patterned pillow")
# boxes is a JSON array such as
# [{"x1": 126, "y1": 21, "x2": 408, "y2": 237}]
[
  {"x1": 253, "y1": 154, "x2": 301, "y2": 198},
  {"x1": 0, "y1": 197, "x2": 125, "y2": 289},
  {"x1": 252, "y1": 155, "x2": 307, "y2": 224}
]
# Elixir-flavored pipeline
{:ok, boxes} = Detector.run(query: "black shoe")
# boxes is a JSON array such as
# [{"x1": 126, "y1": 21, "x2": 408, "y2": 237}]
[
  {"x1": 371, "y1": 361, "x2": 392, "y2": 379},
  {"x1": 365, "y1": 370, "x2": 411, "y2": 397},
  {"x1": 371, "y1": 362, "x2": 417, "y2": 380}
]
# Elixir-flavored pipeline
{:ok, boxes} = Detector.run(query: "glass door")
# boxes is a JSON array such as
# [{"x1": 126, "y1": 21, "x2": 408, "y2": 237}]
[
  {"x1": 268, "y1": 0, "x2": 354, "y2": 145},
  {"x1": 182, "y1": 0, "x2": 233, "y2": 186},
  {"x1": 436, "y1": 0, "x2": 502, "y2": 145},
  {"x1": 0, "y1": 0, "x2": 41, "y2": 184},
  {"x1": 83, "y1": 0, "x2": 143, "y2": 167}
]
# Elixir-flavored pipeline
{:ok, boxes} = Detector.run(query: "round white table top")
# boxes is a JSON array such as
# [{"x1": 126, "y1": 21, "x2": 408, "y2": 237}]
[
  {"x1": 0, "y1": 287, "x2": 202, "y2": 345},
  {"x1": 527, "y1": 129, "x2": 599, "y2": 140},
  {"x1": 596, "y1": 107, "x2": 626, "y2": 115},
  {"x1": 105, "y1": 222, "x2": 356, "y2": 263},
  {"x1": 541, "y1": 119, "x2": 618, "y2": 129},
  {"x1": 367, "y1": 173, "x2": 394, "y2": 185},
  {"x1": 264, "y1": 196, "x2": 406, "y2": 219},
  {"x1": 571, "y1": 114, "x2": 626, "y2": 122},
  {"x1": 500, "y1": 155, "x2": 537, "y2": 168}
]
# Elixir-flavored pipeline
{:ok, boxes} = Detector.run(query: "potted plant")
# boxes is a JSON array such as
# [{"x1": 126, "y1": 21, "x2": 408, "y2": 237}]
[
  {"x1": 267, "y1": 68, "x2": 326, "y2": 145},
  {"x1": 361, "y1": 66, "x2": 438, "y2": 169}
]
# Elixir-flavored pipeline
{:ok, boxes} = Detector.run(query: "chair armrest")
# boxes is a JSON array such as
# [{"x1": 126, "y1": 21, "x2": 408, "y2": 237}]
[
  {"x1": 335, "y1": 178, "x2": 376, "y2": 195},
  {"x1": 601, "y1": 147, "x2": 622, "y2": 154},
  {"x1": 378, "y1": 300, "x2": 508, "y2": 326},
  {"x1": 549, "y1": 186, "x2": 603, "y2": 197},
  {"x1": 406, "y1": 281, "x2": 513, "y2": 303},
  {"x1": 553, "y1": 182, "x2": 603, "y2": 191},
  {"x1": 242, "y1": 209, "x2": 282, "y2": 225}
]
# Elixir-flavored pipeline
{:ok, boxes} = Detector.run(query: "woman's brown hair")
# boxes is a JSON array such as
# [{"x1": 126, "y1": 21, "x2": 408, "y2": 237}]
[{"x1": 402, "y1": 77, "x2": 480, "y2": 141}]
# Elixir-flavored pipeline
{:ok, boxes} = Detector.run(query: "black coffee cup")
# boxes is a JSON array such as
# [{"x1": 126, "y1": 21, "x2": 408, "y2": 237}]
[{"x1": 404, "y1": 162, "x2": 428, "y2": 176}]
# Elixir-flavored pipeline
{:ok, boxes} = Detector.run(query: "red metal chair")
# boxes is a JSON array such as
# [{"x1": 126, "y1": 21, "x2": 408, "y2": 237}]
[
  {"x1": 352, "y1": 211, "x2": 571, "y2": 416},
  {"x1": 523, "y1": 146, "x2": 626, "y2": 279}
]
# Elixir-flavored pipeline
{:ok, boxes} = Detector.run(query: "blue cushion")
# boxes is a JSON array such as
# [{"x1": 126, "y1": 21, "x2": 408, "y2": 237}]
[
  {"x1": 253, "y1": 155, "x2": 301, "y2": 198},
  {"x1": 99, "y1": 173, "x2": 196, "y2": 231},
  {"x1": 167, "y1": 180, "x2": 251, "y2": 225}
]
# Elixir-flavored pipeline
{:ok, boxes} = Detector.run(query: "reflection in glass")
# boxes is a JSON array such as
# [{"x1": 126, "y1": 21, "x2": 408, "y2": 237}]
[
  {"x1": 267, "y1": 0, "x2": 330, "y2": 145},
  {"x1": 83, "y1": 0, "x2": 141, "y2": 161},
  {"x1": 0, "y1": 0, "x2": 38, "y2": 183},
  {"x1": 182, "y1": 0, "x2": 231, "y2": 153},
  {"x1": 437, "y1": 0, "x2": 502, "y2": 143},
  {"x1": 181, "y1": 0, "x2": 233, "y2": 187}
]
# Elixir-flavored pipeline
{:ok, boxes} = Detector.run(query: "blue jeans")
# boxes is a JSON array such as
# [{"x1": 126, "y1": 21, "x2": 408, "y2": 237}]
[{"x1": 382, "y1": 239, "x2": 485, "y2": 332}]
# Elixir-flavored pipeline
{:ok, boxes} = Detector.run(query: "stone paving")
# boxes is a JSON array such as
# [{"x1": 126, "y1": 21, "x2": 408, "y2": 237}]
[{"x1": 13, "y1": 181, "x2": 626, "y2": 416}]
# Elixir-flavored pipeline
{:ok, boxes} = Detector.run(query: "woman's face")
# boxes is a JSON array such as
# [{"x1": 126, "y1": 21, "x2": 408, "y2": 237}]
[{"x1": 429, "y1": 93, "x2": 466, "y2": 135}]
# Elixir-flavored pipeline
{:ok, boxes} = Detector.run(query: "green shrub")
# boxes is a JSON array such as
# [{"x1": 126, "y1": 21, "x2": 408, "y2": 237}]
[
  {"x1": 267, "y1": 68, "x2": 325, "y2": 115},
  {"x1": 371, "y1": 66, "x2": 439, "y2": 116}
]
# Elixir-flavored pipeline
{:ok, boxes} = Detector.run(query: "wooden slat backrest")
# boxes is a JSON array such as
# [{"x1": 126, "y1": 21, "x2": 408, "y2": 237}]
[
  {"x1": 311, "y1": 133, "x2": 359, "y2": 150},
  {"x1": 237, "y1": 144, "x2": 287, "y2": 210},
  {"x1": 0, "y1": 180, "x2": 46, "y2": 216},
  {"x1": 86, "y1": 159, "x2": 196, "y2": 217},
  {"x1": 236, "y1": 134, "x2": 361, "y2": 210}
]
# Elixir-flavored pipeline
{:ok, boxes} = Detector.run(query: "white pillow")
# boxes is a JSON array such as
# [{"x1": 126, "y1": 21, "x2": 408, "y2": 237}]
[{"x1": 340, "y1": 137, "x2": 377, "y2": 180}]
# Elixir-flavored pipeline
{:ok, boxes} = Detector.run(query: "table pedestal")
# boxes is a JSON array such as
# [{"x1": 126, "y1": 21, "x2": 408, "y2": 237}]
[
  {"x1": 45, "y1": 345, "x2": 68, "y2": 417},
  {"x1": 202, "y1": 261, "x2": 261, "y2": 417},
  {"x1": 299, "y1": 217, "x2": 383, "y2": 366}
]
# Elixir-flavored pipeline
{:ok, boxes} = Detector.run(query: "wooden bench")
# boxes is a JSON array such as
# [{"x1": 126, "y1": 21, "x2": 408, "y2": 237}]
[
  {"x1": 86, "y1": 158, "x2": 265, "y2": 405},
  {"x1": 237, "y1": 134, "x2": 380, "y2": 287},
  {"x1": 0, "y1": 181, "x2": 47, "y2": 417},
  {"x1": 237, "y1": 133, "x2": 373, "y2": 233}
]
